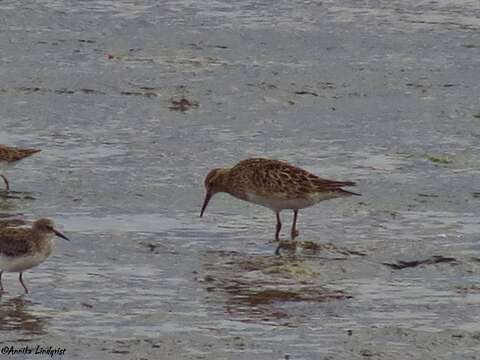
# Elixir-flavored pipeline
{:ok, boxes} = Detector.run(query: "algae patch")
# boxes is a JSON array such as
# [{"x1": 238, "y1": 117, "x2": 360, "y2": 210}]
[
  {"x1": 199, "y1": 251, "x2": 352, "y2": 321},
  {"x1": 237, "y1": 255, "x2": 321, "y2": 281},
  {"x1": 275, "y1": 240, "x2": 366, "y2": 257},
  {"x1": 244, "y1": 288, "x2": 350, "y2": 305},
  {"x1": 299, "y1": 241, "x2": 367, "y2": 256},
  {"x1": 427, "y1": 155, "x2": 453, "y2": 165},
  {"x1": 425, "y1": 151, "x2": 480, "y2": 168},
  {"x1": 263, "y1": 261, "x2": 320, "y2": 281}
]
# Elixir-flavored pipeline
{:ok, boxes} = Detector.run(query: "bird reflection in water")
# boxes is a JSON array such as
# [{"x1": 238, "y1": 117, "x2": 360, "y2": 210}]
[{"x1": 0, "y1": 296, "x2": 49, "y2": 335}]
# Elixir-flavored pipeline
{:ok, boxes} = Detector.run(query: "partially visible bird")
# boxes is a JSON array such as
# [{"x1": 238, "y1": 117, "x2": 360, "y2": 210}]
[
  {"x1": 200, "y1": 158, "x2": 360, "y2": 254},
  {"x1": 0, "y1": 218, "x2": 69, "y2": 293},
  {"x1": 0, "y1": 144, "x2": 41, "y2": 191}
]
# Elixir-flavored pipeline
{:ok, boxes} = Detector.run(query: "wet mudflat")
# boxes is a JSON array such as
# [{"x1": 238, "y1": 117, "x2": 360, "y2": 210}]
[{"x1": 0, "y1": 0, "x2": 480, "y2": 359}]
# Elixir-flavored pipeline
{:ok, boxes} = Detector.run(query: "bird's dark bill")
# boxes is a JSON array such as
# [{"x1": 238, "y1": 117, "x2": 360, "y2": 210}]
[
  {"x1": 54, "y1": 229, "x2": 70, "y2": 241},
  {"x1": 200, "y1": 192, "x2": 213, "y2": 217}
]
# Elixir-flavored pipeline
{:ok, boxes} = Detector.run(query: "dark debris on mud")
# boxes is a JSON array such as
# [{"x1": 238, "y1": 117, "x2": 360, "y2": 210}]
[
  {"x1": 120, "y1": 90, "x2": 157, "y2": 98},
  {"x1": 455, "y1": 285, "x2": 480, "y2": 294},
  {"x1": 383, "y1": 255, "x2": 458, "y2": 270},
  {"x1": 0, "y1": 191, "x2": 36, "y2": 201},
  {"x1": 168, "y1": 97, "x2": 199, "y2": 112},
  {"x1": 294, "y1": 90, "x2": 319, "y2": 96},
  {"x1": 0, "y1": 87, "x2": 156, "y2": 98},
  {"x1": 137, "y1": 241, "x2": 178, "y2": 255}
]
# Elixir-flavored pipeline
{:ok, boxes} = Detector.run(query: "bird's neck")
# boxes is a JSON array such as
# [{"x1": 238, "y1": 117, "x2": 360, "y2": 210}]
[
  {"x1": 215, "y1": 169, "x2": 232, "y2": 193},
  {"x1": 220, "y1": 170, "x2": 248, "y2": 200},
  {"x1": 32, "y1": 230, "x2": 55, "y2": 245}
]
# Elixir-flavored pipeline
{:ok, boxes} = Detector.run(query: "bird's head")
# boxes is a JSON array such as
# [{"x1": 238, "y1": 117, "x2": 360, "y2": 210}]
[
  {"x1": 200, "y1": 168, "x2": 229, "y2": 217},
  {"x1": 33, "y1": 218, "x2": 70, "y2": 241}
]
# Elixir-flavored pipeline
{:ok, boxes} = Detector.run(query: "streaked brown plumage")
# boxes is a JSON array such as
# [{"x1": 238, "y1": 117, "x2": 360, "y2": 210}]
[
  {"x1": 0, "y1": 218, "x2": 28, "y2": 228},
  {"x1": 200, "y1": 158, "x2": 360, "y2": 254},
  {"x1": 0, "y1": 218, "x2": 69, "y2": 293},
  {"x1": 0, "y1": 144, "x2": 41, "y2": 191}
]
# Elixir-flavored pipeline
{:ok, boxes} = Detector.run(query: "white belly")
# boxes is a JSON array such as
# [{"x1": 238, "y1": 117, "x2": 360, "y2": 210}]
[
  {"x1": 0, "y1": 252, "x2": 50, "y2": 273},
  {"x1": 246, "y1": 192, "x2": 341, "y2": 212}
]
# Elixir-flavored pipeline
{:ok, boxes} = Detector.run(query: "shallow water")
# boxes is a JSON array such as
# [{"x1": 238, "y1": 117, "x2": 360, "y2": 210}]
[{"x1": 0, "y1": 0, "x2": 480, "y2": 359}]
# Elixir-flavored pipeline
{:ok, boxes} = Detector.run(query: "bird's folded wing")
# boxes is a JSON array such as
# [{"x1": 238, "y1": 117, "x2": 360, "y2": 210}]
[
  {"x1": 250, "y1": 162, "x2": 354, "y2": 197},
  {"x1": 0, "y1": 230, "x2": 32, "y2": 257}
]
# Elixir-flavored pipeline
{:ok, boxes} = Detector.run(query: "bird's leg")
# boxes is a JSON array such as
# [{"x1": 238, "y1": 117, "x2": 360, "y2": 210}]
[
  {"x1": 291, "y1": 210, "x2": 299, "y2": 240},
  {"x1": 0, "y1": 175, "x2": 9, "y2": 191},
  {"x1": 0, "y1": 271, "x2": 3, "y2": 292},
  {"x1": 275, "y1": 212, "x2": 282, "y2": 242},
  {"x1": 19, "y1": 272, "x2": 29, "y2": 294},
  {"x1": 274, "y1": 212, "x2": 283, "y2": 255},
  {"x1": 274, "y1": 243, "x2": 282, "y2": 256}
]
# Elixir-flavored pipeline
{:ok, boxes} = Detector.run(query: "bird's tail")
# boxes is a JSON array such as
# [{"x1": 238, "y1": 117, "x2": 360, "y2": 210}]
[
  {"x1": 338, "y1": 188, "x2": 361, "y2": 196},
  {"x1": 23, "y1": 148, "x2": 41, "y2": 156},
  {"x1": 14, "y1": 148, "x2": 41, "y2": 161}
]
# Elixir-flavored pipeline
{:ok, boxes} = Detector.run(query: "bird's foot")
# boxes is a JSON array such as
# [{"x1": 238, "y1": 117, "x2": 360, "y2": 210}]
[
  {"x1": 291, "y1": 229, "x2": 299, "y2": 240},
  {"x1": 0, "y1": 175, "x2": 9, "y2": 192},
  {"x1": 275, "y1": 240, "x2": 297, "y2": 255},
  {"x1": 275, "y1": 244, "x2": 281, "y2": 255}
]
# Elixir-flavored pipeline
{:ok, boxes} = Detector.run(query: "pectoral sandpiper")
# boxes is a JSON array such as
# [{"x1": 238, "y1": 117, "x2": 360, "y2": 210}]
[
  {"x1": 0, "y1": 218, "x2": 69, "y2": 293},
  {"x1": 0, "y1": 144, "x2": 41, "y2": 191},
  {"x1": 200, "y1": 158, "x2": 360, "y2": 254}
]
